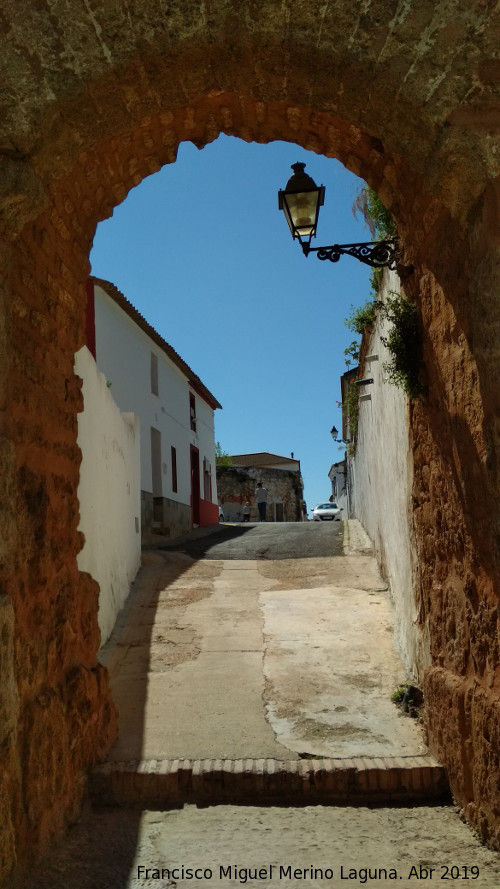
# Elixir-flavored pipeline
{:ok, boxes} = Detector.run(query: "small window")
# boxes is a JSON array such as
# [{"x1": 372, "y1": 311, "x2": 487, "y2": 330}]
[
  {"x1": 189, "y1": 393, "x2": 196, "y2": 432},
  {"x1": 171, "y1": 446, "x2": 178, "y2": 493},
  {"x1": 151, "y1": 353, "x2": 159, "y2": 396}
]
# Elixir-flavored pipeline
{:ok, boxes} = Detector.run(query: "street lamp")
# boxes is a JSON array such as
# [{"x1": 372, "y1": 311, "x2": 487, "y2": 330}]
[
  {"x1": 278, "y1": 163, "x2": 399, "y2": 269},
  {"x1": 330, "y1": 425, "x2": 350, "y2": 445}
]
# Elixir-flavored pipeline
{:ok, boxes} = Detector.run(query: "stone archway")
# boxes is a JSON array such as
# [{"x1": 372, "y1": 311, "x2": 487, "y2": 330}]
[{"x1": 1, "y1": 2, "x2": 499, "y2": 881}]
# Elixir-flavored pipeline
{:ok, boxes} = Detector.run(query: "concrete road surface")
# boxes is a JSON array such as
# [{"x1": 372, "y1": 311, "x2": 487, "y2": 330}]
[
  {"x1": 102, "y1": 520, "x2": 424, "y2": 760},
  {"x1": 158, "y1": 520, "x2": 344, "y2": 560},
  {"x1": 31, "y1": 803, "x2": 500, "y2": 889}
]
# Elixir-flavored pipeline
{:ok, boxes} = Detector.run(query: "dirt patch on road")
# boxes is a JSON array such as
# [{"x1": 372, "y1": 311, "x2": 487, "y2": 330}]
[
  {"x1": 257, "y1": 555, "x2": 386, "y2": 592},
  {"x1": 257, "y1": 557, "x2": 339, "y2": 589}
]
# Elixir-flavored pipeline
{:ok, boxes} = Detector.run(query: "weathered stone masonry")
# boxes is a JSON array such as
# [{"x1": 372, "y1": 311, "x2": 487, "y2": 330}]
[
  {"x1": 0, "y1": 1, "x2": 499, "y2": 881},
  {"x1": 217, "y1": 465, "x2": 303, "y2": 523}
]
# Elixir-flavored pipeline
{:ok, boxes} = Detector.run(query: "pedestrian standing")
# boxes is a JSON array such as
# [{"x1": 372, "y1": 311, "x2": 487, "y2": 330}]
[
  {"x1": 255, "y1": 482, "x2": 268, "y2": 522},
  {"x1": 243, "y1": 502, "x2": 251, "y2": 522}
]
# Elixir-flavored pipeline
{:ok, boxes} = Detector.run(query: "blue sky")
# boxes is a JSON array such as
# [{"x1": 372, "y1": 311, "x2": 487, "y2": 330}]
[{"x1": 89, "y1": 136, "x2": 372, "y2": 514}]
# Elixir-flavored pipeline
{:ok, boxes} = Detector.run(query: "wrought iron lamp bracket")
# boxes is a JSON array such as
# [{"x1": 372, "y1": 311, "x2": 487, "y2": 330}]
[{"x1": 302, "y1": 239, "x2": 399, "y2": 269}]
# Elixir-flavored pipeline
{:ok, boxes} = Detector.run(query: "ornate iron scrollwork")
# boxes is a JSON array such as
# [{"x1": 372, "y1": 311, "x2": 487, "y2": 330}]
[{"x1": 305, "y1": 239, "x2": 399, "y2": 269}]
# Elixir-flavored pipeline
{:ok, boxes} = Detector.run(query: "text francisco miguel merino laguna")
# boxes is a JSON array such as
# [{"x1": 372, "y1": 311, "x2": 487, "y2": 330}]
[{"x1": 136, "y1": 864, "x2": 411, "y2": 883}]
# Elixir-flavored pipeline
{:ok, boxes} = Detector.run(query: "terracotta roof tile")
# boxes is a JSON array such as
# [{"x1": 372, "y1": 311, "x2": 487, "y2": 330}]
[{"x1": 229, "y1": 452, "x2": 300, "y2": 468}]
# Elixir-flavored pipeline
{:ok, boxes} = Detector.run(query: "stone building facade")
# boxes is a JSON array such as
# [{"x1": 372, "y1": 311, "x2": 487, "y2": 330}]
[{"x1": 217, "y1": 453, "x2": 304, "y2": 522}]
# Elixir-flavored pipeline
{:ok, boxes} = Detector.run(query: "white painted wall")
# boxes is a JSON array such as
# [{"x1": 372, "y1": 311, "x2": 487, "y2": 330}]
[
  {"x1": 328, "y1": 460, "x2": 349, "y2": 515},
  {"x1": 349, "y1": 269, "x2": 429, "y2": 680},
  {"x1": 75, "y1": 346, "x2": 141, "y2": 647},
  {"x1": 93, "y1": 283, "x2": 217, "y2": 513}
]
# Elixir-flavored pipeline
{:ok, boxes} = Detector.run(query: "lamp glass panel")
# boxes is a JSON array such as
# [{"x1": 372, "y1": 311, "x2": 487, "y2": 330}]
[{"x1": 286, "y1": 190, "x2": 320, "y2": 237}]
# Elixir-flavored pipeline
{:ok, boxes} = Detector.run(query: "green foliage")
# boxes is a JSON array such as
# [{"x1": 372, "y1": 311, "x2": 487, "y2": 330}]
[
  {"x1": 391, "y1": 683, "x2": 424, "y2": 720},
  {"x1": 344, "y1": 300, "x2": 379, "y2": 335},
  {"x1": 391, "y1": 685, "x2": 407, "y2": 703},
  {"x1": 343, "y1": 299, "x2": 380, "y2": 451},
  {"x1": 342, "y1": 374, "x2": 361, "y2": 456},
  {"x1": 381, "y1": 292, "x2": 424, "y2": 400},
  {"x1": 353, "y1": 185, "x2": 396, "y2": 297},
  {"x1": 370, "y1": 266, "x2": 384, "y2": 295},
  {"x1": 353, "y1": 186, "x2": 396, "y2": 241},
  {"x1": 343, "y1": 340, "x2": 360, "y2": 368},
  {"x1": 215, "y1": 441, "x2": 232, "y2": 466}
]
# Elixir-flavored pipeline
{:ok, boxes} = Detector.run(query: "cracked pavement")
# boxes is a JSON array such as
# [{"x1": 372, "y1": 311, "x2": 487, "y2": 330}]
[{"x1": 100, "y1": 521, "x2": 424, "y2": 761}]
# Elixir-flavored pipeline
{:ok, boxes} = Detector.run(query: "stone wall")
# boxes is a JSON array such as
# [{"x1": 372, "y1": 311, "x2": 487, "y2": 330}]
[
  {"x1": 147, "y1": 493, "x2": 192, "y2": 540},
  {"x1": 348, "y1": 250, "x2": 500, "y2": 844},
  {"x1": 409, "y1": 264, "x2": 500, "y2": 847},
  {"x1": 0, "y1": 2, "x2": 499, "y2": 879},
  {"x1": 0, "y1": 232, "x2": 118, "y2": 887},
  {"x1": 217, "y1": 466, "x2": 303, "y2": 523}
]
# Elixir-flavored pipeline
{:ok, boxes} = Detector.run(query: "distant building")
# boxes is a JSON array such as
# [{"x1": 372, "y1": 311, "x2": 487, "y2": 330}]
[
  {"x1": 217, "y1": 451, "x2": 305, "y2": 522},
  {"x1": 328, "y1": 458, "x2": 349, "y2": 515},
  {"x1": 86, "y1": 277, "x2": 222, "y2": 538}
]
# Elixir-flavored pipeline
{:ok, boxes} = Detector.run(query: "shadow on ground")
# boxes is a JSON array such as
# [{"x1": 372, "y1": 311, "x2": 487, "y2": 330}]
[{"x1": 158, "y1": 522, "x2": 343, "y2": 561}]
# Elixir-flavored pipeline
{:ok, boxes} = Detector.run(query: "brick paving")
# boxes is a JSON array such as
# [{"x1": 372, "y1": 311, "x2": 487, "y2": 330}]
[{"x1": 90, "y1": 753, "x2": 449, "y2": 808}]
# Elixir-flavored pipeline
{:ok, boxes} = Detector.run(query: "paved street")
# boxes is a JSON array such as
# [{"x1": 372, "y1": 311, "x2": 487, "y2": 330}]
[
  {"x1": 159, "y1": 521, "x2": 344, "y2": 560},
  {"x1": 28, "y1": 521, "x2": 500, "y2": 889},
  {"x1": 102, "y1": 520, "x2": 422, "y2": 761}
]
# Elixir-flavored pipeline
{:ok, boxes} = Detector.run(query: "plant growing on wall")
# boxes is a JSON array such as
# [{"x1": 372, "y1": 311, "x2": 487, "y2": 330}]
[
  {"x1": 353, "y1": 186, "x2": 397, "y2": 241},
  {"x1": 342, "y1": 299, "x2": 381, "y2": 456},
  {"x1": 381, "y1": 292, "x2": 424, "y2": 399},
  {"x1": 343, "y1": 340, "x2": 360, "y2": 368},
  {"x1": 353, "y1": 185, "x2": 397, "y2": 296},
  {"x1": 340, "y1": 374, "x2": 362, "y2": 456},
  {"x1": 215, "y1": 442, "x2": 232, "y2": 466},
  {"x1": 344, "y1": 299, "x2": 380, "y2": 335}
]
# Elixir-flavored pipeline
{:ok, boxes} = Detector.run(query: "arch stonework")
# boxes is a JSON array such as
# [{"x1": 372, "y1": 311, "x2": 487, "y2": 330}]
[{"x1": 0, "y1": 1, "x2": 499, "y2": 880}]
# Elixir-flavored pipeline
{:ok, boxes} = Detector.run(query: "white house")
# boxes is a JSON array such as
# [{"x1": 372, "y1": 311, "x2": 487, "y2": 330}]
[{"x1": 86, "y1": 277, "x2": 222, "y2": 539}]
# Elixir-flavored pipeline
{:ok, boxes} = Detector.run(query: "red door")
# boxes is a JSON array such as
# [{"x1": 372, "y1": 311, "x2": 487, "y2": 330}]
[{"x1": 190, "y1": 445, "x2": 200, "y2": 526}]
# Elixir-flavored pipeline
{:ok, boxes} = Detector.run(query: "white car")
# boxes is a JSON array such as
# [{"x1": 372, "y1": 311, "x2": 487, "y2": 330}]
[{"x1": 312, "y1": 502, "x2": 342, "y2": 521}]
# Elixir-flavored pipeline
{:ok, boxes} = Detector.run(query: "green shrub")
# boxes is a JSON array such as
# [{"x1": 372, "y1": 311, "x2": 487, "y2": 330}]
[
  {"x1": 353, "y1": 185, "x2": 397, "y2": 298},
  {"x1": 353, "y1": 186, "x2": 396, "y2": 241},
  {"x1": 342, "y1": 374, "x2": 362, "y2": 455},
  {"x1": 215, "y1": 441, "x2": 232, "y2": 466},
  {"x1": 345, "y1": 300, "x2": 379, "y2": 335},
  {"x1": 381, "y1": 292, "x2": 424, "y2": 400},
  {"x1": 343, "y1": 340, "x2": 360, "y2": 368}
]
